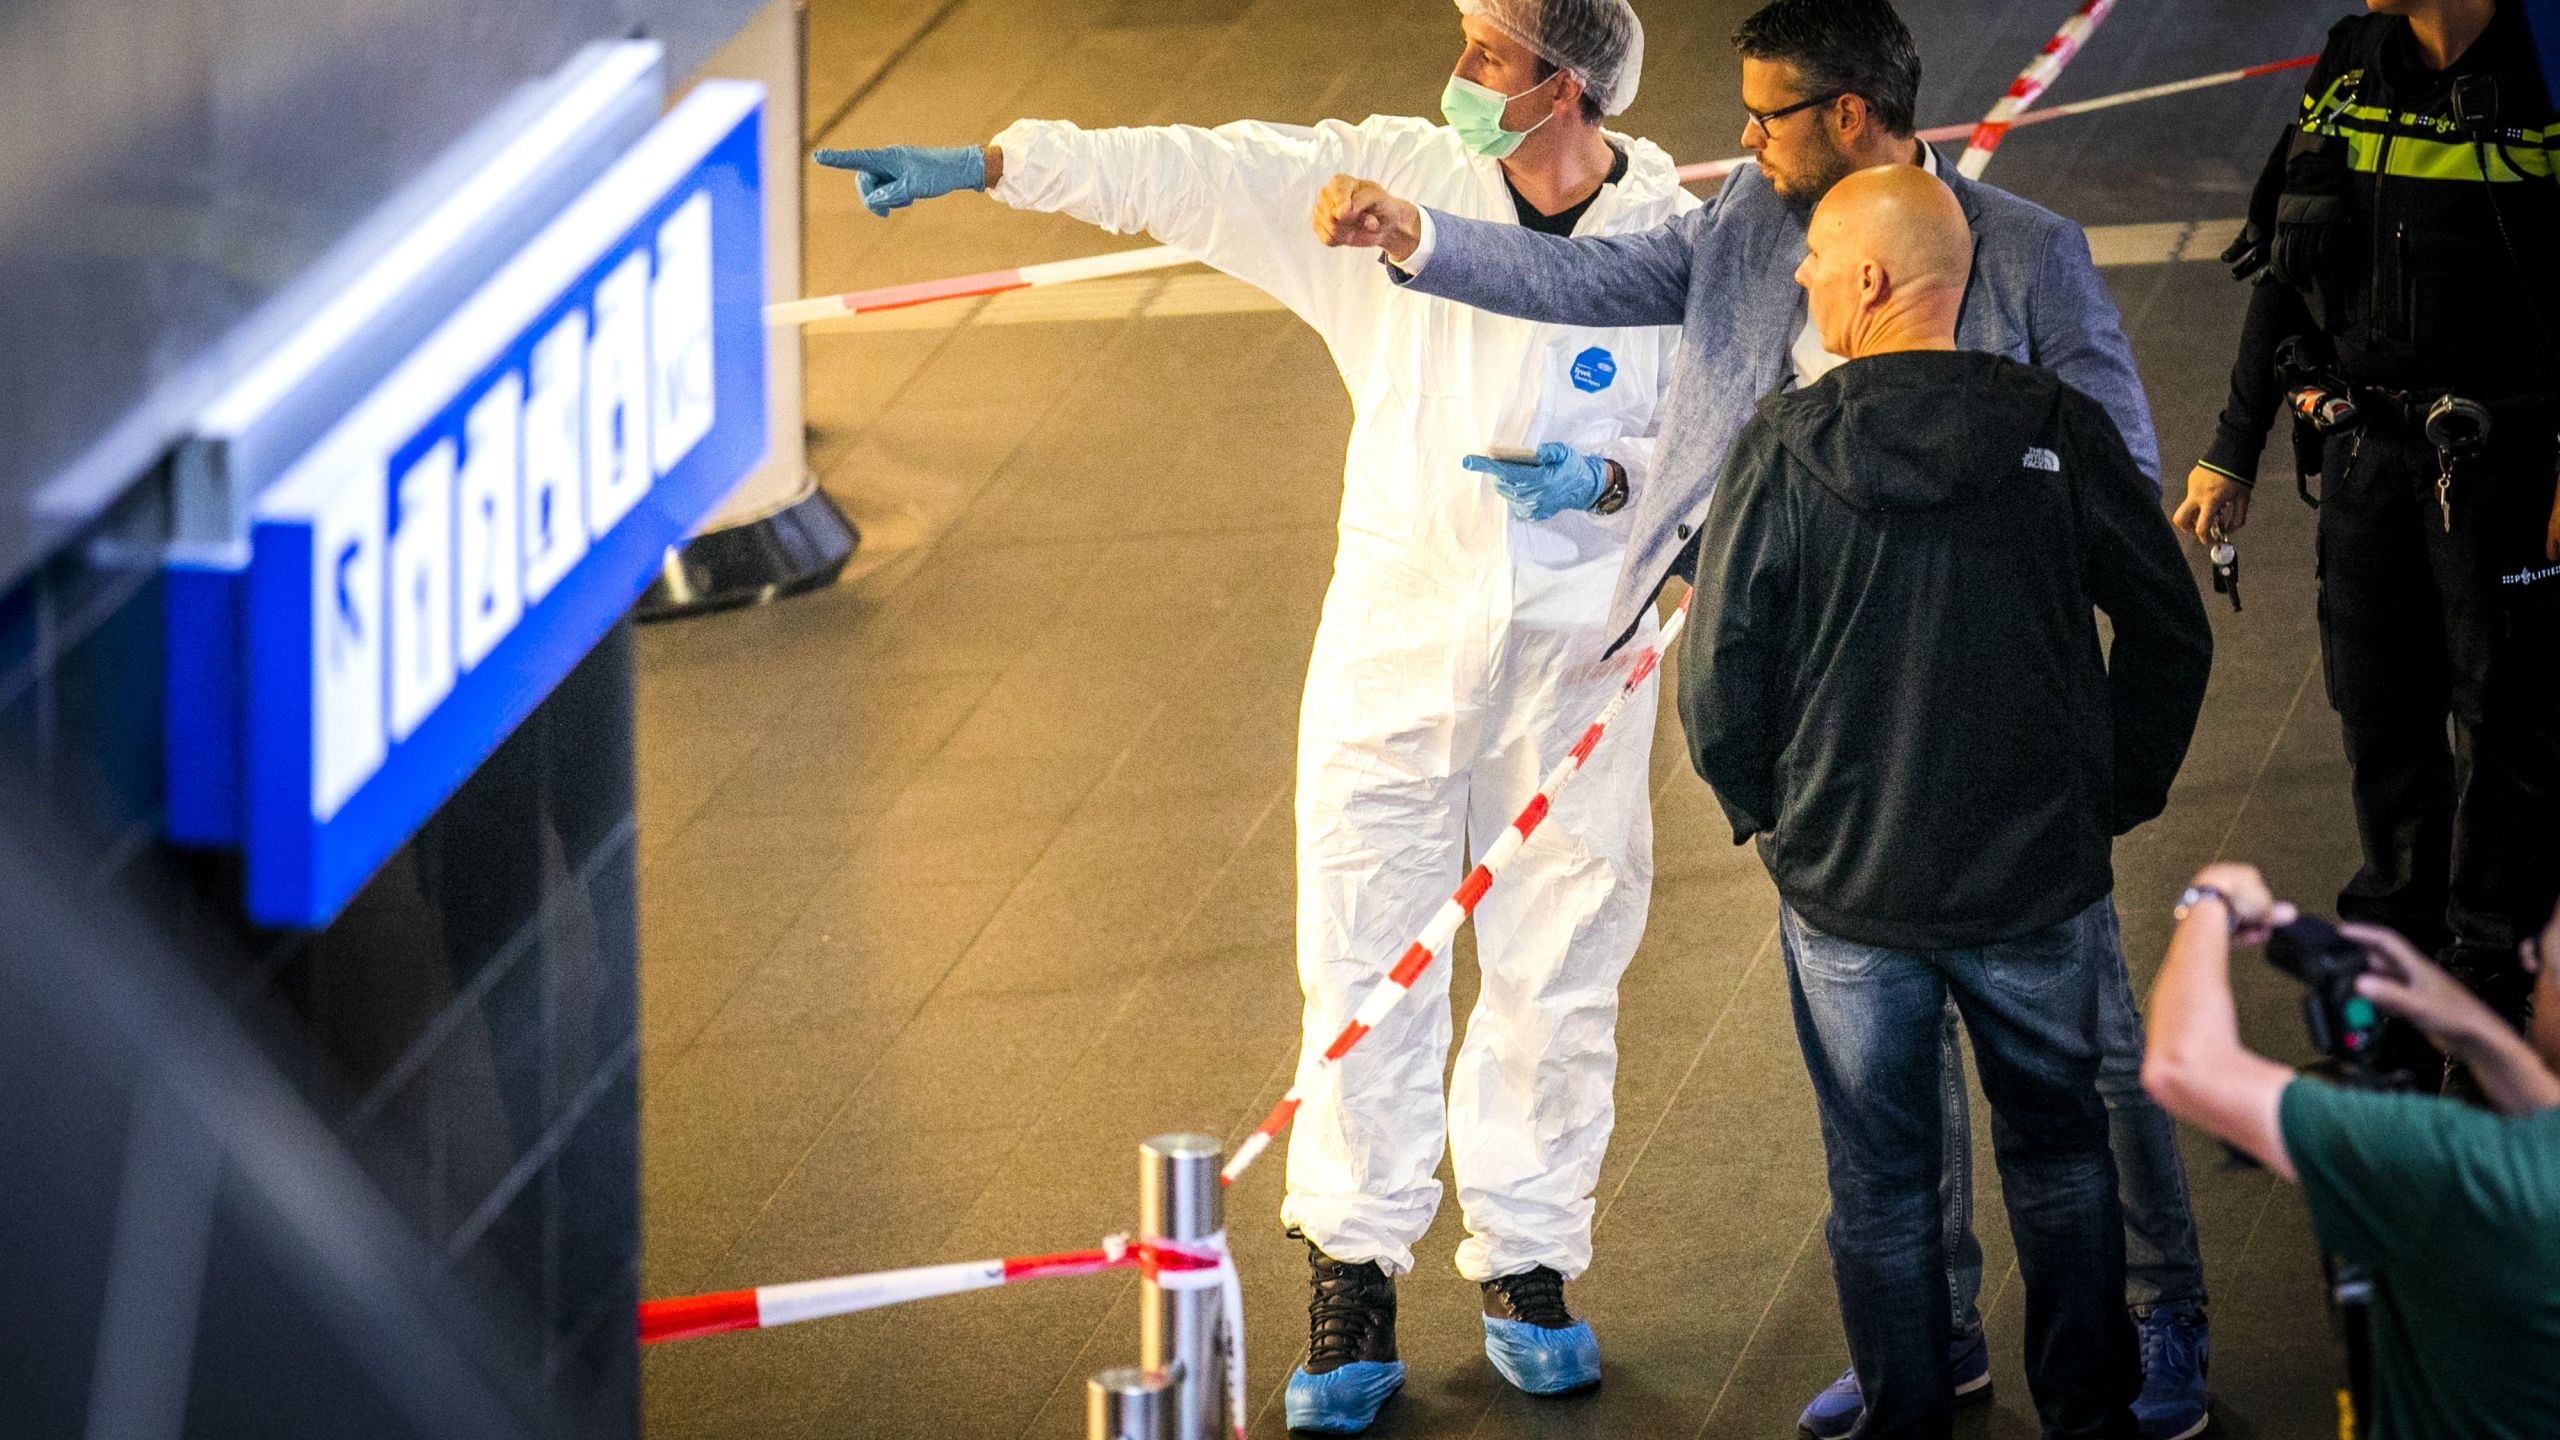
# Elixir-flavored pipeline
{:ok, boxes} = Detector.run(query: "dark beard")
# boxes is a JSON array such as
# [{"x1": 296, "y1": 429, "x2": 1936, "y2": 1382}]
[{"x1": 1778, "y1": 143, "x2": 1860, "y2": 217}]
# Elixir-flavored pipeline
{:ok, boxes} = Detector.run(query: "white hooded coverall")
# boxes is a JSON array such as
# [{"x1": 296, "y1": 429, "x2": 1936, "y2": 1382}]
[{"x1": 992, "y1": 114, "x2": 1697, "y2": 1281}]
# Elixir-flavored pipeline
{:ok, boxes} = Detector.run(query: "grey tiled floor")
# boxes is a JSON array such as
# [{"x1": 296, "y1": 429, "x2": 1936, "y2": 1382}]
[{"x1": 639, "y1": 2, "x2": 2360, "y2": 1435}]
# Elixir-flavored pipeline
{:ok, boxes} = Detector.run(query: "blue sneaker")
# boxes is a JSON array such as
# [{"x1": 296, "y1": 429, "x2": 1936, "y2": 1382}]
[
  {"x1": 1284, "y1": 1244, "x2": 1403, "y2": 1434},
  {"x1": 1480, "y1": 1267, "x2": 1601, "y2": 1394},
  {"x1": 1796, "y1": 1327, "x2": 1992, "y2": 1439},
  {"x1": 2133, "y1": 1303, "x2": 2212, "y2": 1440}
]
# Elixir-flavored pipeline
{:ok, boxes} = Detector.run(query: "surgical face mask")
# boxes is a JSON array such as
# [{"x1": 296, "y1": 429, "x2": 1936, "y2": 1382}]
[{"x1": 1441, "y1": 71, "x2": 1559, "y2": 159}]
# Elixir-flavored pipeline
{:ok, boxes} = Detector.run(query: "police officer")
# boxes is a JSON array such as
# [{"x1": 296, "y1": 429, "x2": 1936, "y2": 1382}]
[{"x1": 2177, "y1": 0, "x2": 2560, "y2": 1084}]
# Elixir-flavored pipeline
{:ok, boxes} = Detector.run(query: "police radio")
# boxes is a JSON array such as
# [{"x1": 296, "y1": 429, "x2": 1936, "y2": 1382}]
[{"x1": 2449, "y1": 74, "x2": 2499, "y2": 139}]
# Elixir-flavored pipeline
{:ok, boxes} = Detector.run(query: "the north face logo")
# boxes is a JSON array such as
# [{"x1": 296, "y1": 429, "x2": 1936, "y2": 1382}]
[{"x1": 2023, "y1": 447, "x2": 2061, "y2": 472}]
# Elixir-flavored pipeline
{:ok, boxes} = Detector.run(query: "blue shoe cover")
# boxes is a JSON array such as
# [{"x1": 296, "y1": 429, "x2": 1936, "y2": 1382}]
[
  {"x1": 1284, "y1": 1360, "x2": 1404, "y2": 1433},
  {"x1": 1482, "y1": 1315, "x2": 1601, "y2": 1395}
]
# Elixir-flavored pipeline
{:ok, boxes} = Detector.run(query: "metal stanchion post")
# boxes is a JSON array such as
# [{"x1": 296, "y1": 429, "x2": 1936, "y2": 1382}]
[
  {"x1": 1139, "y1": 1133, "x2": 1227, "y2": 1440},
  {"x1": 1087, "y1": 1367, "x2": 1174, "y2": 1440}
]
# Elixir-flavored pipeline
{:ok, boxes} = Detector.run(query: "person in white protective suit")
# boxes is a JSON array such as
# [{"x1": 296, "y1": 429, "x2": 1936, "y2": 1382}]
[{"x1": 815, "y1": 1, "x2": 1685, "y2": 1429}]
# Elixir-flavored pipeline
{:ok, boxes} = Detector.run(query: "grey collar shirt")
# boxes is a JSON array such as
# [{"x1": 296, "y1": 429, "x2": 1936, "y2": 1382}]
[{"x1": 1393, "y1": 142, "x2": 2159, "y2": 654}]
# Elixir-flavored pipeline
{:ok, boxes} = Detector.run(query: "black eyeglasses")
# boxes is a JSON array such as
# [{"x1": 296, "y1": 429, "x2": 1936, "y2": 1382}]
[{"x1": 1744, "y1": 90, "x2": 1847, "y2": 138}]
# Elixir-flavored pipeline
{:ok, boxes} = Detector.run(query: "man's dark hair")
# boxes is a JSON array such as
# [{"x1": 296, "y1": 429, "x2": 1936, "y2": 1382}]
[
  {"x1": 1732, "y1": 0, "x2": 1922, "y2": 136},
  {"x1": 1532, "y1": 57, "x2": 1608, "y2": 125}
]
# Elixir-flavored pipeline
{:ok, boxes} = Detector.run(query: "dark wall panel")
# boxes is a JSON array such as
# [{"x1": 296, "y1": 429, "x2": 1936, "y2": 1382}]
[{"x1": 1, "y1": 491, "x2": 647, "y2": 1435}]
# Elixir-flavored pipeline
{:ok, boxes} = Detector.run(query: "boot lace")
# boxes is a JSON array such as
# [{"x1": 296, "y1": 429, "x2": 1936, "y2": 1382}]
[
  {"x1": 1306, "y1": 1252, "x2": 1393, "y2": 1369},
  {"x1": 1485, "y1": 1266, "x2": 1575, "y2": 1328}
]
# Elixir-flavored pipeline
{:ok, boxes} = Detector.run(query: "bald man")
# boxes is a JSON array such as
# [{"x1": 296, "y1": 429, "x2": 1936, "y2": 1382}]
[{"x1": 1679, "y1": 165, "x2": 2211, "y2": 1440}]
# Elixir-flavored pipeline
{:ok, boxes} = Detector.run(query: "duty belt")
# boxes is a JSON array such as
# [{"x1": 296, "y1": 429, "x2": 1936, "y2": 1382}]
[{"x1": 2347, "y1": 384, "x2": 2557, "y2": 432}]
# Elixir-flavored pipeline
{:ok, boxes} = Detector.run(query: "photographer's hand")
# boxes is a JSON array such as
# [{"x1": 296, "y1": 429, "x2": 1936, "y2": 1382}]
[
  {"x1": 2144, "y1": 863, "x2": 2304, "y2": 1179},
  {"x1": 2191, "y1": 862, "x2": 2296, "y2": 943},
  {"x1": 2345, "y1": 923, "x2": 2560, "y2": 1116}
]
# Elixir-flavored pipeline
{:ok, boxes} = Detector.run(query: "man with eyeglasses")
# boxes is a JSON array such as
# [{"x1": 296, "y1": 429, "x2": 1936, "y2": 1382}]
[{"x1": 1318, "y1": 2, "x2": 2209, "y2": 1437}]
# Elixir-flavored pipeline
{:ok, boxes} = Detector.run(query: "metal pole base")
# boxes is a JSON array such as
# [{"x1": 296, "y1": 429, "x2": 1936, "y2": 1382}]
[
  {"x1": 1088, "y1": 1367, "x2": 1174, "y2": 1440},
  {"x1": 635, "y1": 479, "x2": 856, "y2": 621},
  {"x1": 1140, "y1": 1133, "x2": 1227, "y2": 1440}
]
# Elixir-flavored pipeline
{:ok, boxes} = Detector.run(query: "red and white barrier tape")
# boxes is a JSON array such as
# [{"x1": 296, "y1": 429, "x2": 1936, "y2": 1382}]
[
  {"x1": 777, "y1": 49, "x2": 2310, "y2": 328},
  {"x1": 1957, "y1": 0, "x2": 2117, "y2": 178},
  {"x1": 1685, "y1": 52, "x2": 2314, "y2": 187},
  {"x1": 643, "y1": 1232, "x2": 1248, "y2": 1437},
  {"x1": 764, "y1": 245, "x2": 1185, "y2": 326},
  {"x1": 639, "y1": 1233, "x2": 1221, "y2": 1344},
  {"x1": 1156, "y1": 1231, "x2": 1250, "y2": 1440},
  {"x1": 1220, "y1": 590, "x2": 1693, "y2": 1187}
]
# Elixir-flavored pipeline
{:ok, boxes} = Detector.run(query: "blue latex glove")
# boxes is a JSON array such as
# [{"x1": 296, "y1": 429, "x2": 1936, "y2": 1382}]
[
  {"x1": 811, "y1": 144, "x2": 987, "y2": 217},
  {"x1": 1462, "y1": 443, "x2": 1609, "y2": 522}
]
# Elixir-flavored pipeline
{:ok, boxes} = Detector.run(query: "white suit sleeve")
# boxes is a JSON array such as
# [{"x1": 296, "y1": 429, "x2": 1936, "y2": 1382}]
[{"x1": 988, "y1": 117, "x2": 1368, "y2": 330}]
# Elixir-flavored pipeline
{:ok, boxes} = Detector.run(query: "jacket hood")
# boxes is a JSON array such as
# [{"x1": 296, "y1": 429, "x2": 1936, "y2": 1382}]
[{"x1": 1766, "y1": 350, "x2": 2061, "y2": 512}]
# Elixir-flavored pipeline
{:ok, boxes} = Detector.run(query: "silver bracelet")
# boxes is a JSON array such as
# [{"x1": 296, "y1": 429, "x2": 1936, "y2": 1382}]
[{"x1": 2173, "y1": 884, "x2": 2236, "y2": 930}]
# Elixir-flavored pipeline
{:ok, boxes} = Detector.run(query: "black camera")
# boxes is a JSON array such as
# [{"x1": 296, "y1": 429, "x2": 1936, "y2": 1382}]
[{"x1": 2265, "y1": 915, "x2": 2387, "y2": 1073}]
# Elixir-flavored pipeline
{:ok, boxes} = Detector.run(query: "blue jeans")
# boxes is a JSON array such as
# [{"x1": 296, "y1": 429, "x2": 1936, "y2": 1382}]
[
  {"x1": 1938, "y1": 901, "x2": 2206, "y2": 1334},
  {"x1": 1782, "y1": 899, "x2": 2140, "y2": 1439}
]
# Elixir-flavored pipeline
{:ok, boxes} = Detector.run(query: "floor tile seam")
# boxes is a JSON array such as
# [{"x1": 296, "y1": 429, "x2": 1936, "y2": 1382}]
[
  {"x1": 2109, "y1": 237, "x2": 2185, "y2": 356},
  {"x1": 1694, "y1": 1206, "x2": 1828, "y2": 1440},
  {"x1": 1590, "y1": 919, "x2": 1783, "y2": 1237},
  {"x1": 2207, "y1": 655, "x2": 2321, "y2": 866},
  {"x1": 1016, "y1": 1269, "x2": 1148, "y2": 1440},
  {"x1": 653, "y1": 831, "x2": 886, "y2": 1062},
  {"x1": 646, "y1": 667, "x2": 1021, "y2": 1040},
  {"x1": 933, "y1": 518, "x2": 1344, "y2": 551},
  {"x1": 633, "y1": 726, "x2": 781, "y2": 902},
  {"x1": 801, "y1": 268, "x2": 1117, "y2": 631},
  {"x1": 991, "y1": 771, "x2": 1295, "y2": 1145},
  {"x1": 859, "y1": 791, "x2": 1297, "y2": 1440},
  {"x1": 2236, "y1": 1171, "x2": 2285, "y2": 1254},
  {"x1": 666, "y1": 740, "x2": 1107, "y2": 1287},
  {"x1": 1977, "y1": 1257, "x2": 2023, "y2": 1332},
  {"x1": 911, "y1": 311, "x2": 1321, "y2": 574},
  {"x1": 801, "y1": 0, "x2": 972, "y2": 150},
  {"x1": 2012, "y1": 0, "x2": 2165, "y2": 193},
  {"x1": 929, "y1": 533, "x2": 1310, "y2": 1053},
  {"x1": 698, "y1": 602, "x2": 1288, "y2": 1327}
]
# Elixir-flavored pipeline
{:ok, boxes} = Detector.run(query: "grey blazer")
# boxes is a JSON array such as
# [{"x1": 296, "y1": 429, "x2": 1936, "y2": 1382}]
[{"x1": 1395, "y1": 146, "x2": 2160, "y2": 653}]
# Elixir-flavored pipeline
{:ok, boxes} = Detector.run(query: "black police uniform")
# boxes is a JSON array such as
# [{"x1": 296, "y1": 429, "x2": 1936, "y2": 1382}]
[{"x1": 2202, "y1": 4, "x2": 2560, "y2": 1026}]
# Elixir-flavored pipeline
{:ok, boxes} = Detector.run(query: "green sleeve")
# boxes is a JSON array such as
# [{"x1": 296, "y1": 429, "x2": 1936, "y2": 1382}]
[{"x1": 2277, "y1": 1078, "x2": 2548, "y2": 1267}]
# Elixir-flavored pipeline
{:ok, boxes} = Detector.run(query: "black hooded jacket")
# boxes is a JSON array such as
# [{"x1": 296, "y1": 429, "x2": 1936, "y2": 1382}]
[{"x1": 1679, "y1": 350, "x2": 2212, "y2": 950}]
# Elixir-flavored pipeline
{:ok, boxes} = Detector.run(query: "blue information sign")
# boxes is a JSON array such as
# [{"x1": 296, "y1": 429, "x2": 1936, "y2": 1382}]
[{"x1": 168, "y1": 80, "x2": 768, "y2": 928}]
